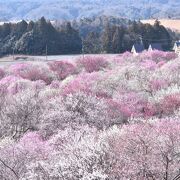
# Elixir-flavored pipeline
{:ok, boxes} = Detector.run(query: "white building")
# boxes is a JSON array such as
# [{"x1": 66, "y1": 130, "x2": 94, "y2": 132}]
[
  {"x1": 148, "y1": 43, "x2": 163, "y2": 52},
  {"x1": 173, "y1": 41, "x2": 180, "y2": 56},
  {"x1": 131, "y1": 43, "x2": 145, "y2": 55}
]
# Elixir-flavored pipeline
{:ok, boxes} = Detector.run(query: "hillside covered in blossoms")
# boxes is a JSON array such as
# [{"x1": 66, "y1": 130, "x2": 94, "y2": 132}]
[{"x1": 0, "y1": 51, "x2": 180, "y2": 179}]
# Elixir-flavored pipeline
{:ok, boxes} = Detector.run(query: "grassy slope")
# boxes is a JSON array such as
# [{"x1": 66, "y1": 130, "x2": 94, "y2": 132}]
[{"x1": 141, "y1": 19, "x2": 180, "y2": 32}]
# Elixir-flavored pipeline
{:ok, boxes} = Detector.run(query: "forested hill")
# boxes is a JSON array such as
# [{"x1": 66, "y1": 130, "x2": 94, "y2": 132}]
[
  {"x1": 54, "y1": 16, "x2": 130, "y2": 37},
  {"x1": 60, "y1": 17, "x2": 173, "y2": 54},
  {"x1": 0, "y1": 0, "x2": 180, "y2": 21},
  {"x1": 0, "y1": 17, "x2": 82, "y2": 56},
  {"x1": 0, "y1": 17, "x2": 175, "y2": 56}
]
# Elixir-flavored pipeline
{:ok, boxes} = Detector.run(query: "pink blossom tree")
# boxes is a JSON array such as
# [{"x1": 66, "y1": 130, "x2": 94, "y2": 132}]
[
  {"x1": 8, "y1": 63, "x2": 54, "y2": 84},
  {"x1": 0, "y1": 132, "x2": 51, "y2": 179},
  {"x1": 107, "y1": 120, "x2": 180, "y2": 180},
  {"x1": 48, "y1": 61, "x2": 76, "y2": 80},
  {"x1": 76, "y1": 56, "x2": 109, "y2": 73},
  {"x1": 0, "y1": 68, "x2": 5, "y2": 79},
  {"x1": 0, "y1": 89, "x2": 42, "y2": 138}
]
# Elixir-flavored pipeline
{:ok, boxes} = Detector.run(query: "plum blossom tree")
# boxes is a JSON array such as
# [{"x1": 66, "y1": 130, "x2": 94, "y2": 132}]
[
  {"x1": 61, "y1": 72, "x2": 100, "y2": 96},
  {"x1": 138, "y1": 50, "x2": 177, "y2": 63},
  {"x1": 0, "y1": 75, "x2": 21, "y2": 95},
  {"x1": 18, "y1": 120, "x2": 180, "y2": 180},
  {"x1": 76, "y1": 56, "x2": 109, "y2": 73},
  {"x1": 0, "y1": 89, "x2": 42, "y2": 138},
  {"x1": 7, "y1": 79, "x2": 35, "y2": 95},
  {"x1": 140, "y1": 59, "x2": 158, "y2": 70},
  {"x1": 0, "y1": 132, "x2": 51, "y2": 179},
  {"x1": 156, "y1": 58, "x2": 180, "y2": 85},
  {"x1": 49, "y1": 80, "x2": 61, "y2": 89},
  {"x1": 8, "y1": 63, "x2": 54, "y2": 84},
  {"x1": 0, "y1": 68, "x2": 5, "y2": 80},
  {"x1": 149, "y1": 79, "x2": 169, "y2": 92},
  {"x1": 106, "y1": 120, "x2": 180, "y2": 180},
  {"x1": 48, "y1": 61, "x2": 76, "y2": 80},
  {"x1": 160, "y1": 93, "x2": 180, "y2": 115},
  {"x1": 112, "y1": 91, "x2": 149, "y2": 118},
  {"x1": 39, "y1": 92, "x2": 116, "y2": 137},
  {"x1": 21, "y1": 127, "x2": 111, "y2": 180}
]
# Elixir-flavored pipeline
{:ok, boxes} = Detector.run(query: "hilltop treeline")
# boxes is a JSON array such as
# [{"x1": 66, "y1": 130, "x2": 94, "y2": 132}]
[
  {"x1": 0, "y1": 16, "x2": 175, "y2": 56},
  {"x1": 0, "y1": 17, "x2": 82, "y2": 56},
  {"x1": 57, "y1": 16, "x2": 174, "y2": 54},
  {"x1": 77, "y1": 18, "x2": 172, "y2": 53}
]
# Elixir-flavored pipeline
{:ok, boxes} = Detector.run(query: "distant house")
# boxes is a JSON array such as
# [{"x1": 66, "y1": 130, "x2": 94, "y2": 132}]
[
  {"x1": 148, "y1": 43, "x2": 163, "y2": 51},
  {"x1": 173, "y1": 41, "x2": 180, "y2": 55},
  {"x1": 131, "y1": 43, "x2": 145, "y2": 55}
]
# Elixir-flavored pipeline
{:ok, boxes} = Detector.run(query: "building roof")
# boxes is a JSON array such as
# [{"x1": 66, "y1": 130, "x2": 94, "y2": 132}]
[
  {"x1": 132, "y1": 43, "x2": 145, "y2": 53},
  {"x1": 174, "y1": 41, "x2": 180, "y2": 47},
  {"x1": 149, "y1": 43, "x2": 163, "y2": 51}
]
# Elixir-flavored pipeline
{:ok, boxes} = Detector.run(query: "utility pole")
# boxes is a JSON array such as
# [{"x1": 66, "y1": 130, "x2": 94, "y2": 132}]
[
  {"x1": 82, "y1": 37, "x2": 85, "y2": 60},
  {"x1": 46, "y1": 44, "x2": 48, "y2": 61},
  {"x1": 139, "y1": 35, "x2": 143, "y2": 45},
  {"x1": 13, "y1": 48, "x2": 15, "y2": 61}
]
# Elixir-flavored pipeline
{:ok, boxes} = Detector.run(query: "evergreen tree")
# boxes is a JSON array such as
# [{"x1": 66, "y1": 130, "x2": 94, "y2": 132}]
[
  {"x1": 83, "y1": 32, "x2": 102, "y2": 54},
  {"x1": 27, "y1": 21, "x2": 35, "y2": 31},
  {"x1": 102, "y1": 24, "x2": 113, "y2": 53},
  {"x1": 112, "y1": 26, "x2": 124, "y2": 53}
]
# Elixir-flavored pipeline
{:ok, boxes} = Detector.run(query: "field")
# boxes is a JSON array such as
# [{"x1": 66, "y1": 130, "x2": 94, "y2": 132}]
[
  {"x1": 0, "y1": 51, "x2": 180, "y2": 179},
  {"x1": 0, "y1": 54, "x2": 81, "y2": 66},
  {"x1": 0, "y1": 54, "x2": 116, "y2": 65},
  {"x1": 141, "y1": 19, "x2": 180, "y2": 32}
]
